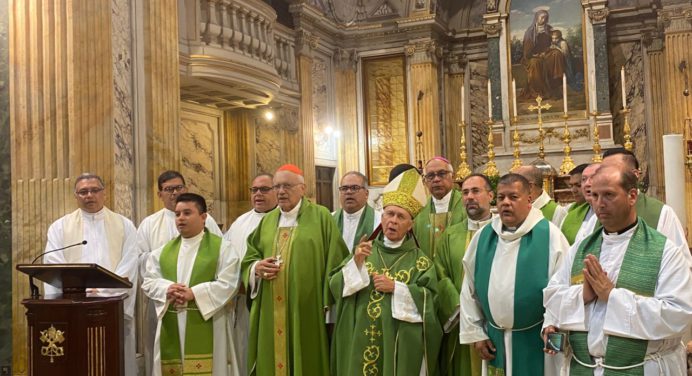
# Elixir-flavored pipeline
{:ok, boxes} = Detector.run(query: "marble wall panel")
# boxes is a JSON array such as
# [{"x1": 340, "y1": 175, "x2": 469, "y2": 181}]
[
  {"x1": 111, "y1": 0, "x2": 134, "y2": 218},
  {"x1": 469, "y1": 61, "x2": 490, "y2": 170},
  {"x1": 0, "y1": 0, "x2": 10, "y2": 369},
  {"x1": 180, "y1": 114, "x2": 221, "y2": 218},
  {"x1": 255, "y1": 107, "x2": 300, "y2": 173},
  {"x1": 608, "y1": 41, "x2": 649, "y2": 187},
  {"x1": 312, "y1": 56, "x2": 337, "y2": 161}
]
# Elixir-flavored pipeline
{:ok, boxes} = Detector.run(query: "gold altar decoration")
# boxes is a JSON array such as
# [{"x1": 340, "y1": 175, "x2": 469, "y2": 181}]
[
  {"x1": 528, "y1": 96, "x2": 551, "y2": 160},
  {"x1": 455, "y1": 122, "x2": 472, "y2": 180},
  {"x1": 510, "y1": 116, "x2": 522, "y2": 172},
  {"x1": 484, "y1": 120, "x2": 499, "y2": 177},
  {"x1": 40, "y1": 325, "x2": 66, "y2": 363},
  {"x1": 560, "y1": 113, "x2": 576, "y2": 175},
  {"x1": 621, "y1": 108, "x2": 633, "y2": 151},
  {"x1": 591, "y1": 112, "x2": 603, "y2": 162}
]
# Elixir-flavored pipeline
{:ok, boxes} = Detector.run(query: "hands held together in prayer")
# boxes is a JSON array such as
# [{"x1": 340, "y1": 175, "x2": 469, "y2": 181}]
[
  {"x1": 166, "y1": 283, "x2": 194, "y2": 306},
  {"x1": 354, "y1": 236, "x2": 394, "y2": 294},
  {"x1": 582, "y1": 254, "x2": 614, "y2": 304}
]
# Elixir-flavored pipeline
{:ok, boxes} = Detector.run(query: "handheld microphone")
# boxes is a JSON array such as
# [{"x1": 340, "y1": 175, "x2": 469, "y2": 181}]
[{"x1": 31, "y1": 240, "x2": 88, "y2": 264}]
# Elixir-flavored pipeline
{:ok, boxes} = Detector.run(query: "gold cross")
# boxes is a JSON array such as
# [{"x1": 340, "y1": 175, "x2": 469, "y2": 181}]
[
  {"x1": 364, "y1": 324, "x2": 382, "y2": 343},
  {"x1": 528, "y1": 96, "x2": 552, "y2": 159}
]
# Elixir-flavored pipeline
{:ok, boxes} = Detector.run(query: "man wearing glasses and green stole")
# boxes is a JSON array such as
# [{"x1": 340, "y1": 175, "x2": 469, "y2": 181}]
[
  {"x1": 142, "y1": 193, "x2": 241, "y2": 375},
  {"x1": 330, "y1": 168, "x2": 443, "y2": 375},
  {"x1": 459, "y1": 173, "x2": 568, "y2": 376},
  {"x1": 413, "y1": 156, "x2": 467, "y2": 258},
  {"x1": 543, "y1": 166, "x2": 692, "y2": 375},
  {"x1": 332, "y1": 171, "x2": 380, "y2": 252},
  {"x1": 241, "y1": 164, "x2": 349, "y2": 375}
]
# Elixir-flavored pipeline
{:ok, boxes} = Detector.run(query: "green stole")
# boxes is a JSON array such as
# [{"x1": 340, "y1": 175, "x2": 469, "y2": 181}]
[
  {"x1": 413, "y1": 189, "x2": 466, "y2": 259},
  {"x1": 635, "y1": 194, "x2": 664, "y2": 229},
  {"x1": 561, "y1": 202, "x2": 591, "y2": 245},
  {"x1": 541, "y1": 200, "x2": 558, "y2": 222},
  {"x1": 474, "y1": 219, "x2": 550, "y2": 375},
  {"x1": 568, "y1": 219, "x2": 666, "y2": 376},
  {"x1": 333, "y1": 205, "x2": 375, "y2": 249},
  {"x1": 159, "y1": 230, "x2": 221, "y2": 376}
]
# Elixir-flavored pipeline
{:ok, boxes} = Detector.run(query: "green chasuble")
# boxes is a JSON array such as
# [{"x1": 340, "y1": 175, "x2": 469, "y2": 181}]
[
  {"x1": 241, "y1": 199, "x2": 350, "y2": 376},
  {"x1": 413, "y1": 189, "x2": 466, "y2": 258},
  {"x1": 330, "y1": 234, "x2": 443, "y2": 376},
  {"x1": 434, "y1": 219, "x2": 486, "y2": 376},
  {"x1": 541, "y1": 200, "x2": 558, "y2": 222},
  {"x1": 635, "y1": 193, "x2": 664, "y2": 229},
  {"x1": 568, "y1": 219, "x2": 665, "y2": 376},
  {"x1": 560, "y1": 202, "x2": 591, "y2": 245},
  {"x1": 333, "y1": 204, "x2": 376, "y2": 250}
]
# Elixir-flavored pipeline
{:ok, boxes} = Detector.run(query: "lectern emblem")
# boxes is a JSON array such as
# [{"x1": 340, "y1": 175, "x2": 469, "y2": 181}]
[{"x1": 39, "y1": 325, "x2": 65, "y2": 363}]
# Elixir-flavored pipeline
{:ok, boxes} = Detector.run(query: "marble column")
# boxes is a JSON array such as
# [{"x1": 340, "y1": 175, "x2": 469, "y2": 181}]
[
  {"x1": 483, "y1": 13, "x2": 503, "y2": 120},
  {"x1": 659, "y1": 4, "x2": 692, "y2": 237},
  {"x1": 406, "y1": 39, "x2": 442, "y2": 165},
  {"x1": 333, "y1": 48, "x2": 359, "y2": 179},
  {"x1": 444, "y1": 55, "x2": 466, "y2": 174},
  {"x1": 9, "y1": 0, "x2": 137, "y2": 373},
  {"x1": 0, "y1": 0, "x2": 11, "y2": 371},
  {"x1": 296, "y1": 30, "x2": 317, "y2": 198}
]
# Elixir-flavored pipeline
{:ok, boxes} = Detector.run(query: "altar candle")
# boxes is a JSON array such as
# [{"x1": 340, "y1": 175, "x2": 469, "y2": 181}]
[
  {"x1": 562, "y1": 73, "x2": 568, "y2": 114},
  {"x1": 487, "y1": 80, "x2": 492, "y2": 119},
  {"x1": 461, "y1": 85, "x2": 465, "y2": 121},
  {"x1": 621, "y1": 66, "x2": 627, "y2": 109},
  {"x1": 512, "y1": 79, "x2": 517, "y2": 118}
]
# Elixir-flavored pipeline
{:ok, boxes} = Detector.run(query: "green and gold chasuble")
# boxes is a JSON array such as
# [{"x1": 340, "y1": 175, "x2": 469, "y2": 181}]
[
  {"x1": 330, "y1": 235, "x2": 443, "y2": 376},
  {"x1": 434, "y1": 219, "x2": 486, "y2": 376},
  {"x1": 568, "y1": 219, "x2": 665, "y2": 376},
  {"x1": 159, "y1": 230, "x2": 221, "y2": 376},
  {"x1": 475, "y1": 219, "x2": 551, "y2": 376},
  {"x1": 333, "y1": 205, "x2": 376, "y2": 250},
  {"x1": 413, "y1": 189, "x2": 466, "y2": 258},
  {"x1": 635, "y1": 194, "x2": 664, "y2": 229},
  {"x1": 241, "y1": 199, "x2": 350, "y2": 376},
  {"x1": 560, "y1": 202, "x2": 591, "y2": 245}
]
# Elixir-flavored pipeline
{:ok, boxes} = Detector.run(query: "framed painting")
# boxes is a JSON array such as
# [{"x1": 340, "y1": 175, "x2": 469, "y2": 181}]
[{"x1": 509, "y1": 1, "x2": 586, "y2": 118}]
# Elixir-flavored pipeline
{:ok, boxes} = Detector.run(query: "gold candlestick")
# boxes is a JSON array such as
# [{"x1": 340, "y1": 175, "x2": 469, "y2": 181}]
[
  {"x1": 559, "y1": 113, "x2": 575, "y2": 175},
  {"x1": 415, "y1": 130, "x2": 424, "y2": 173},
  {"x1": 528, "y1": 96, "x2": 551, "y2": 160},
  {"x1": 620, "y1": 108, "x2": 633, "y2": 151},
  {"x1": 510, "y1": 116, "x2": 522, "y2": 171},
  {"x1": 591, "y1": 111, "x2": 603, "y2": 162},
  {"x1": 484, "y1": 119, "x2": 499, "y2": 177},
  {"x1": 455, "y1": 122, "x2": 472, "y2": 180}
]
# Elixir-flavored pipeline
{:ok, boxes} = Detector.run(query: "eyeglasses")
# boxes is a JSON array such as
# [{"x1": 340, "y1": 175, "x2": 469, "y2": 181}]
[
  {"x1": 161, "y1": 185, "x2": 186, "y2": 193},
  {"x1": 250, "y1": 186, "x2": 274, "y2": 194},
  {"x1": 338, "y1": 185, "x2": 365, "y2": 193},
  {"x1": 424, "y1": 170, "x2": 451, "y2": 181},
  {"x1": 75, "y1": 188, "x2": 104, "y2": 197},
  {"x1": 462, "y1": 188, "x2": 489, "y2": 195},
  {"x1": 273, "y1": 183, "x2": 300, "y2": 191}
]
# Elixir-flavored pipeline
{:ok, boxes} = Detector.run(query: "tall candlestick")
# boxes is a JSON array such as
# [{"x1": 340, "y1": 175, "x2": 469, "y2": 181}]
[
  {"x1": 512, "y1": 79, "x2": 517, "y2": 118},
  {"x1": 487, "y1": 80, "x2": 492, "y2": 119},
  {"x1": 562, "y1": 73, "x2": 568, "y2": 114},
  {"x1": 621, "y1": 66, "x2": 627, "y2": 109},
  {"x1": 461, "y1": 85, "x2": 465, "y2": 121}
]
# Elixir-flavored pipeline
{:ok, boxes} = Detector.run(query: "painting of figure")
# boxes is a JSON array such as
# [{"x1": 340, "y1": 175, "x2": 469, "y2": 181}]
[{"x1": 510, "y1": 2, "x2": 585, "y2": 117}]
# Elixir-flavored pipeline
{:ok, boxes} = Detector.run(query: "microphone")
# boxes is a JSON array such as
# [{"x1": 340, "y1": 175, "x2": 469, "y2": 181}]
[
  {"x1": 31, "y1": 240, "x2": 87, "y2": 264},
  {"x1": 29, "y1": 240, "x2": 87, "y2": 298}
]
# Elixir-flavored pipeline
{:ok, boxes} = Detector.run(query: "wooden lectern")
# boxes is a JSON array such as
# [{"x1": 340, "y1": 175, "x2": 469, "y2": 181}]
[{"x1": 16, "y1": 264, "x2": 132, "y2": 376}]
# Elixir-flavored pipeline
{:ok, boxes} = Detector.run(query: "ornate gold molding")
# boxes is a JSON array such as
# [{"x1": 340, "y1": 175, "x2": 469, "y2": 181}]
[{"x1": 39, "y1": 325, "x2": 65, "y2": 363}]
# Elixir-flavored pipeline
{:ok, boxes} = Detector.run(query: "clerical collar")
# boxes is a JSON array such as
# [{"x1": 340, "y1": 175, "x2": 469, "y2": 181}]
[
  {"x1": 432, "y1": 190, "x2": 453, "y2": 213},
  {"x1": 81, "y1": 207, "x2": 106, "y2": 221},
  {"x1": 603, "y1": 220, "x2": 638, "y2": 236},
  {"x1": 280, "y1": 199, "x2": 302, "y2": 218},
  {"x1": 181, "y1": 229, "x2": 205, "y2": 243},
  {"x1": 468, "y1": 214, "x2": 493, "y2": 231},
  {"x1": 383, "y1": 236, "x2": 404, "y2": 248},
  {"x1": 344, "y1": 206, "x2": 365, "y2": 220}
]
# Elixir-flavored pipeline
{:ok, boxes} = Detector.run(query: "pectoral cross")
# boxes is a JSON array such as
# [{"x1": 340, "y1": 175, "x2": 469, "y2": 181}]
[{"x1": 528, "y1": 96, "x2": 552, "y2": 160}]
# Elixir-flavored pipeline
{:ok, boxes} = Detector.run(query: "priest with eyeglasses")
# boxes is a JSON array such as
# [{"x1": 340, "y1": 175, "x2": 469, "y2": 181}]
[{"x1": 332, "y1": 171, "x2": 381, "y2": 252}]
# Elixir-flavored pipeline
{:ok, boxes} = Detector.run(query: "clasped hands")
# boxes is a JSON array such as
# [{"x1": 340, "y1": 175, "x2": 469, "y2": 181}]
[
  {"x1": 255, "y1": 257, "x2": 281, "y2": 280},
  {"x1": 354, "y1": 237, "x2": 394, "y2": 294},
  {"x1": 166, "y1": 283, "x2": 194, "y2": 306},
  {"x1": 582, "y1": 254, "x2": 614, "y2": 304}
]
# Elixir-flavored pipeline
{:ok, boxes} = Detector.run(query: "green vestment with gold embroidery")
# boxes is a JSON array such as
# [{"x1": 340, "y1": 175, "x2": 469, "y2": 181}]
[
  {"x1": 412, "y1": 189, "x2": 466, "y2": 258},
  {"x1": 241, "y1": 199, "x2": 350, "y2": 376},
  {"x1": 329, "y1": 234, "x2": 443, "y2": 376}
]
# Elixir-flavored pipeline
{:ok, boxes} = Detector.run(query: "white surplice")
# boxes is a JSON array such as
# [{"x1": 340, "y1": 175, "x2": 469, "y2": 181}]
[
  {"x1": 44, "y1": 208, "x2": 139, "y2": 376},
  {"x1": 137, "y1": 208, "x2": 223, "y2": 375},
  {"x1": 222, "y1": 208, "x2": 271, "y2": 376},
  {"x1": 459, "y1": 207, "x2": 568, "y2": 376},
  {"x1": 543, "y1": 225, "x2": 692, "y2": 375},
  {"x1": 142, "y1": 231, "x2": 241, "y2": 376},
  {"x1": 534, "y1": 190, "x2": 568, "y2": 227},
  {"x1": 336, "y1": 205, "x2": 382, "y2": 252}
]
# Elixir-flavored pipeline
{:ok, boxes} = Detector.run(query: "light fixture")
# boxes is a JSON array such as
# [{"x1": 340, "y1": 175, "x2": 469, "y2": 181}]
[{"x1": 264, "y1": 109, "x2": 275, "y2": 121}]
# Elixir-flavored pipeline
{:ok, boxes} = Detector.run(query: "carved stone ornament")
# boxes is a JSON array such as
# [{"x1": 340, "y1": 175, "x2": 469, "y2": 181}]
[
  {"x1": 296, "y1": 29, "x2": 319, "y2": 56},
  {"x1": 486, "y1": 0, "x2": 498, "y2": 13},
  {"x1": 40, "y1": 325, "x2": 66, "y2": 363},
  {"x1": 404, "y1": 44, "x2": 417, "y2": 56},
  {"x1": 483, "y1": 22, "x2": 502, "y2": 37},
  {"x1": 333, "y1": 48, "x2": 358, "y2": 71},
  {"x1": 446, "y1": 53, "x2": 467, "y2": 74},
  {"x1": 587, "y1": 8, "x2": 610, "y2": 24}
]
